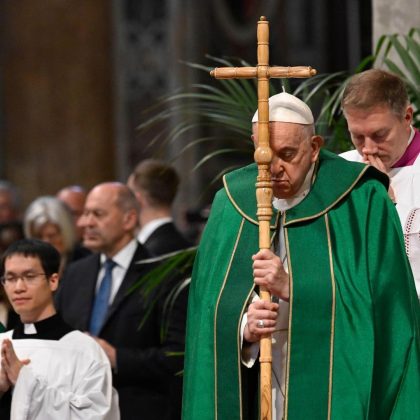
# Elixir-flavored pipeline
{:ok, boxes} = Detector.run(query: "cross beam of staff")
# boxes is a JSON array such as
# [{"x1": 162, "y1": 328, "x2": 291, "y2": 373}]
[{"x1": 210, "y1": 16, "x2": 316, "y2": 420}]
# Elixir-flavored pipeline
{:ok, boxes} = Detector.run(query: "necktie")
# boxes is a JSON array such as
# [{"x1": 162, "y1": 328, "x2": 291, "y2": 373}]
[{"x1": 89, "y1": 259, "x2": 116, "y2": 336}]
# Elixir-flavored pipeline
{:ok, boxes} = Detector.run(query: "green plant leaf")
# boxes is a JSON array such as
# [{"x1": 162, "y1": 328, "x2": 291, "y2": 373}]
[{"x1": 388, "y1": 35, "x2": 420, "y2": 86}]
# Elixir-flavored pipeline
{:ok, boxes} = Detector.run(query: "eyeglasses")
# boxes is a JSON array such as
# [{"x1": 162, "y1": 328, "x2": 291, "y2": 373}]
[{"x1": 0, "y1": 272, "x2": 48, "y2": 286}]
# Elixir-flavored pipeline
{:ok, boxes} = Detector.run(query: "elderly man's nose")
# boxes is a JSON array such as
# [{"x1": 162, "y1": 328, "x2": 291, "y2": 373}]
[{"x1": 271, "y1": 157, "x2": 284, "y2": 173}]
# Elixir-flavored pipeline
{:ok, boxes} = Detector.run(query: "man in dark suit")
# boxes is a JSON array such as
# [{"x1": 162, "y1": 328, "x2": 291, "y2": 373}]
[
  {"x1": 55, "y1": 182, "x2": 187, "y2": 420},
  {"x1": 127, "y1": 159, "x2": 192, "y2": 256}
]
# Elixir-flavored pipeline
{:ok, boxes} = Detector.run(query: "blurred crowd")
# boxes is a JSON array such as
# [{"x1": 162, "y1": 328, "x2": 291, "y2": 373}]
[{"x1": 0, "y1": 159, "x2": 197, "y2": 420}]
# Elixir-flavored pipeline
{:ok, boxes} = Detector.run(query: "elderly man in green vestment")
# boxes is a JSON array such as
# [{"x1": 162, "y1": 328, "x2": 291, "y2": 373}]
[{"x1": 182, "y1": 92, "x2": 420, "y2": 420}]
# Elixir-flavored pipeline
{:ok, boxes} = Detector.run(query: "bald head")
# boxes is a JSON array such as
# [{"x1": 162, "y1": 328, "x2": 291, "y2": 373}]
[
  {"x1": 57, "y1": 186, "x2": 86, "y2": 213},
  {"x1": 79, "y1": 182, "x2": 139, "y2": 257}
]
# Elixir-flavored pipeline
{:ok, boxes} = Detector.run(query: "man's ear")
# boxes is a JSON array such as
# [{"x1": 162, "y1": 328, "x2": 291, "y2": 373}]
[
  {"x1": 49, "y1": 273, "x2": 59, "y2": 292},
  {"x1": 123, "y1": 209, "x2": 138, "y2": 230},
  {"x1": 404, "y1": 105, "x2": 413, "y2": 125},
  {"x1": 310, "y1": 135, "x2": 324, "y2": 162},
  {"x1": 135, "y1": 190, "x2": 144, "y2": 206}
]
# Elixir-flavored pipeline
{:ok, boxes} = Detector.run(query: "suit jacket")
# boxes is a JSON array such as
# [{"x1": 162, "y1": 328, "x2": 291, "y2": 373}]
[
  {"x1": 55, "y1": 243, "x2": 187, "y2": 420},
  {"x1": 144, "y1": 222, "x2": 192, "y2": 256}
]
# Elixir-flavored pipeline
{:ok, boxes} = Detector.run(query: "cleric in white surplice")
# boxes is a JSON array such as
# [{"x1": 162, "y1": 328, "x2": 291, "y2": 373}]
[{"x1": 0, "y1": 239, "x2": 119, "y2": 420}]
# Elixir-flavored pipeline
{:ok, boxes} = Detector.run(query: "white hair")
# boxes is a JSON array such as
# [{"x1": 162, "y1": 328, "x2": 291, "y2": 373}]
[{"x1": 23, "y1": 196, "x2": 76, "y2": 254}]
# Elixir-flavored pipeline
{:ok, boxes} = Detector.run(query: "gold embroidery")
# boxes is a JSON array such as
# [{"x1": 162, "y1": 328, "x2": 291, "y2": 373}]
[
  {"x1": 283, "y1": 227, "x2": 293, "y2": 420},
  {"x1": 214, "y1": 218, "x2": 245, "y2": 420},
  {"x1": 237, "y1": 282, "x2": 256, "y2": 420},
  {"x1": 284, "y1": 165, "x2": 370, "y2": 226},
  {"x1": 223, "y1": 174, "x2": 279, "y2": 229},
  {"x1": 325, "y1": 214, "x2": 336, "y2": 420}
]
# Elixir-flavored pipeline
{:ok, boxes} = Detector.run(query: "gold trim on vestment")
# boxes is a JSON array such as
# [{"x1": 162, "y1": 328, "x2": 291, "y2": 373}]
[
  {"x1": 235, "y1": 225, "x2": 279, "y2": 419},
  {"x1": 213, "y1": 218, "x2": 245, "y2": 420},
  {"x1": 283, "y1": 227, "x2": 292, "y2": 420},
  {"x1": 325, "y1": 214, "x2": 336, "y2": 420},
  {"x1": 238, "y1": 282, "x2": 257, "y2": 420},
  {"x1": 223, "y1": 175, "x2": 279, "y2": 229},
  {"x1": 283, "y1": 214, "x2": 336, "y2": 419},
  {"x1": 283, "y1": 165, "x2": 369, "y2": 226}
]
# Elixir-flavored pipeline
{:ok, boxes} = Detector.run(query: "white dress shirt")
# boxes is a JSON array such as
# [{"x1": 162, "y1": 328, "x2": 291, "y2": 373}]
[
  {"x1": 96, "y1": 239, "x2": 138, "y2": 304},
  {"x1": 137, "y1": 217, "x2": 173, "y2": 244}
]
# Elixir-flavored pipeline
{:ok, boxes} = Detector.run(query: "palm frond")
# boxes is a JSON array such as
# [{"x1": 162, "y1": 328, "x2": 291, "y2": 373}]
[
  {"x1": 129, "y1": 249, "x2": 197, "y2": 336},
  {"x1": 374, "y1": 29, "x2": 420, "y2": 125},
  {"x1": 137, "y1": 28, "x2": 420, "y2": 192}
]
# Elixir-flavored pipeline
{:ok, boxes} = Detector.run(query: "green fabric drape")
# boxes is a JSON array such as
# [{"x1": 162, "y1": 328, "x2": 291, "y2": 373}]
[{"x1": 183, "y1": 150, "x2": 420, "y2": 420}]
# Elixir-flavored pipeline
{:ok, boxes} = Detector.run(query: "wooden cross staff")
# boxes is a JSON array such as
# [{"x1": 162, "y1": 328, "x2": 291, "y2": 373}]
[{"x1": 210, "y1": 16, "x2": 316, "y2": 420}]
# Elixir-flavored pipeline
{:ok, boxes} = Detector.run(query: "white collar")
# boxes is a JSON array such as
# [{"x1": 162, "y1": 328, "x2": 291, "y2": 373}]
[
  {"x1": 272, "y1": 163, "x2": 315, "y2": 212},
  {"x1": 407, "y1": 125, "x2": 415, "y2": 146},
  {"x1": 24, "y1": 323, "x2": 37, "y2": 334},
  {"x1": 138, "y1": 217, "x2": 172, "y2": 244},
  {"x1": 100, "y1": 239, "x2": 138, "y2": 271}
]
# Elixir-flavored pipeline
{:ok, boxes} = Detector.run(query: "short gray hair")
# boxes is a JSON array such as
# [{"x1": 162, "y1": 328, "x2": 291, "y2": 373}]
[{"x1": 23, "y1": 196, "x2": 76, "y2": 254}]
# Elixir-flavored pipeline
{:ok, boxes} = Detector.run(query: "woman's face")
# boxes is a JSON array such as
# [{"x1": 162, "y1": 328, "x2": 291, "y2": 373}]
[{"x1": 37, "y1": 223, "x2": 65, "y2": 255}]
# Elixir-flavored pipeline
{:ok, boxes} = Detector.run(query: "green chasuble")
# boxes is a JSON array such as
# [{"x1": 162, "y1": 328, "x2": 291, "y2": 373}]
[{"x1": 182, "y1": 149, "x2": 420, "y2": 420}]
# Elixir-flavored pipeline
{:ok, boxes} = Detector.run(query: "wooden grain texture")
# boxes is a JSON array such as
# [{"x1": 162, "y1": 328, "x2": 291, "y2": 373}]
[{"x1": 211, "y1": 16, "x2": 317, "y2": 420}]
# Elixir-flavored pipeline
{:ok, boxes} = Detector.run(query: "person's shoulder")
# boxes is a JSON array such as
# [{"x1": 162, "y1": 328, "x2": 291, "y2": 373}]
[
  {"x1": 352, "y1": 172, "x2": 390, "y2": 197},
  {"x1": 221, "y1": 163, "x2": 257, "y2": 205},
  {"x1": 223, "y1": 163, "x2": 257, "y2": 190},
  {"x1": 69, "y1": 244, "x2": 92, "y2": 263},
  {"x1": 60, "y1": 330, "x2": 94, "y2": 344},
  {"x1": 339, "y1": 149, "x2": 363, "y2": 162},
  {"x1": 200, "y1": 163, "x2": 257, "y2": 218},
  {"x1": 63, "y1": 252, "x2": 99, "y2": 274},
  {"x1": 321, "y1": 148, "x2": 363, "y2": 167},
  {"x1": 60, "y1": 331, "x2": 109, "y2": 360},
  {"x1": 317, "y1": 149, "x2": 365, "y2": 183},
  {"x1": 284, "y1": 150, "x2": 389, "y2": 222},
  {"x1": 0, "y1": 330, "x2": 13, "y2": 340},
  {"x1": 132, "y1": 241, "x2": 151, "y2": 259},
  {"x1": 213, "y1": 162, "x2": 277, "y2": 225},
  {"x1": 319, "y1": 149, "x2": 388, "y2": 187},
  {"x1": 60, "y1": 329, "x2": 87, "y2": 342},
  {"x1": 132, "y1": 241, "x2": 157, "y2": 268}
]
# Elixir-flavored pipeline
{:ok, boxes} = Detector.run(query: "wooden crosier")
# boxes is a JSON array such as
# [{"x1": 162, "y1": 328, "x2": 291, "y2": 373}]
[{"x1": 210, "y1": 16, "x2": 316, "y2": 420}]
